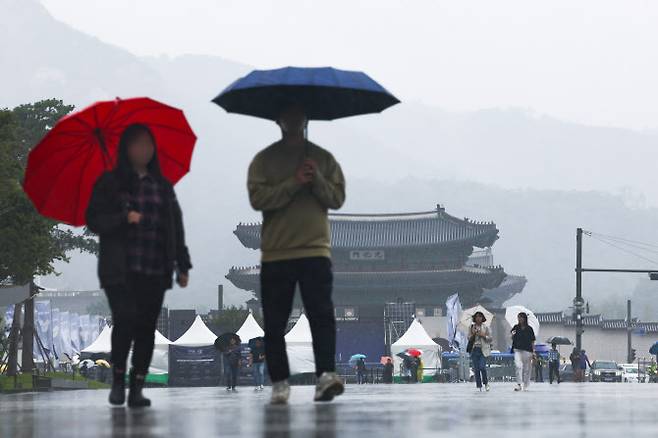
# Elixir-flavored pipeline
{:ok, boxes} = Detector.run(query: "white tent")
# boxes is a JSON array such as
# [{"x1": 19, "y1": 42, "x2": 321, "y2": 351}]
[
  {"x1": 173, "y1": 315, "x2": 217, "y2": 347},
  {"x1": 285, "y1": 314, "x2": 315, "y2": 374},
  {"x1": 81, "y1": 325, "x2": 172, "y2": 374},
  {"x1": 81, "y1": 324, "x2": 112, "y2": 353},
  {"x1": 149, "y1": 330, "x2": 172, "y2": 374},
  {"x1": 391, "y1": 319, "x2": 441, "y2": 375},
  {"x1": 236, "y1": 312, "x2": 264, "y2": 343}
]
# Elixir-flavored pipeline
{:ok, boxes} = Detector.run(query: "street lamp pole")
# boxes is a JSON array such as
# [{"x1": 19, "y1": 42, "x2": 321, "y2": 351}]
[{"x1": 575, "y1": 228, "x2": 584, "y2": 352}]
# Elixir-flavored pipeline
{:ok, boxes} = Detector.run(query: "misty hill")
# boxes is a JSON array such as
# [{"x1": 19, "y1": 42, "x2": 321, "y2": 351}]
[{"x1": 2, "y1": 0, "x2": 658, "y2": 319}]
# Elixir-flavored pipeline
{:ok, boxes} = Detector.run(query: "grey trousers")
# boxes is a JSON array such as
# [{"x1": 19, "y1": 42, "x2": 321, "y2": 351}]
[{"x1": 514, "y1": 350, "x2": 533, "y2": 388}]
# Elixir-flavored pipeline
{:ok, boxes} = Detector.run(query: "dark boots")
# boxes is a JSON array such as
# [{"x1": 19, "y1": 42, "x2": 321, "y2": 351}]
[
  {"x1": 127, "y1": 370, "x2": 151, "y2": 408},
  {"x1": 109, "y1": 367, "x2": 126, "y2": 405}
]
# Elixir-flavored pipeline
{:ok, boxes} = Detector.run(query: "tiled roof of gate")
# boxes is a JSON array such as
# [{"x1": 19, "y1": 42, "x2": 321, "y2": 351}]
[
  {"x1": 234, "y1": 206, "x2": 499, "y2": 250},
  {"x1": 535, "y1": 313, "x2": 658, "y2": 333}
]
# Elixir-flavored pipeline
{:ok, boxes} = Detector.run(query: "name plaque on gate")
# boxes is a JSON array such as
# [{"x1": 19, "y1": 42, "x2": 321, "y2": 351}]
[{"x1": 349, "y1": 250, "x2": 385, "y2": 260}]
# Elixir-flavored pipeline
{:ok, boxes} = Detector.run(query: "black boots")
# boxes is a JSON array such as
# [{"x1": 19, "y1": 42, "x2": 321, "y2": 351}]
[
  {"x1": 127, "y1": 370, "x2": 151, "y2": 408},
  {"x1": 109, "y1": 367, "x2": 126, "y2": 405}
]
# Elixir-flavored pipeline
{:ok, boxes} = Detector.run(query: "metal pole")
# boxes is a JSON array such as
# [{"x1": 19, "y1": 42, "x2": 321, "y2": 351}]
[
  {"x1": 627, "y1": 300, "x2": 632, "y2": 363},
  {"x1": 575, "y1": 228, "x2": 584, "y2": 352}
]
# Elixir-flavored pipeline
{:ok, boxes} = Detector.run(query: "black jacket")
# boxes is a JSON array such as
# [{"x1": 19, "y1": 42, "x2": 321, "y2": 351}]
[
  {"x1": 86, "y1": 171, "x2": 192, "y2": 290},
  {"x1": 511, "y1": 324, "x2": 535, "y2": 353}
]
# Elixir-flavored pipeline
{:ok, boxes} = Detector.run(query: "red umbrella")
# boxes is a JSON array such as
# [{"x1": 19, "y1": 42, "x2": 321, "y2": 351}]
[
  {"x1": 23, "y1": 97, "x2": 196, "y2": 226},
  {"x1": 407, "y1": 348, "x2": 422, "y2": 357}
]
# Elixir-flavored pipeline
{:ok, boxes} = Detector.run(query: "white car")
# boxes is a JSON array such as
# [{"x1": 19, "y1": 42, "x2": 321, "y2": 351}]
[{"x1": 620, "y1": 364, "x2": 648, "y2": 383}]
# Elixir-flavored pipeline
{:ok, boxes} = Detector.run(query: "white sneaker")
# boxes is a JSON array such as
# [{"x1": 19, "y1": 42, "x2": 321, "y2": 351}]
[
  {"x1": 270, "y1": 380, "x2": 290, "y2": 405},
  {"x1": 260, "y1": 385, "x2": 264, "y2": 391},
  {"x1": 514, "y1": 384, "x2": 522, "y2": 392},
  {"x1": 254, "y1": 386, "x2": 260, "y2": 392},
  {"x1": 485, "y1": 384, "x2": 491, "y2": 392},
  {"x1": 314, "y1": 372, "x2": 344, "y2": 402}
]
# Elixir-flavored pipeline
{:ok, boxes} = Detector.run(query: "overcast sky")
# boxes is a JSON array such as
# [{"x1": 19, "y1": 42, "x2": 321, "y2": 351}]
[{"x1": 40, "y1": 0, "x2": 658, "y2": 131}]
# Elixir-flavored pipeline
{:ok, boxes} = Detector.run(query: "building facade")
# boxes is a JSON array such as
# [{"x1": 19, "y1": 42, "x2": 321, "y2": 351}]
[
  {"x1": 227, "y1": 205, "x2": 525, "y2": 361},
  {"x1": 534, "y1": 312, "x2": 658, "y2": 365}
]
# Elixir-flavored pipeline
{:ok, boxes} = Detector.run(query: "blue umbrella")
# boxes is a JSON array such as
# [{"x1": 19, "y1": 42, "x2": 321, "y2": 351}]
[
  {"x1": 213, "y1": 66, "x2": 400, "y2": 121},
  {"x1": 649, "y1": 341, "x2": 658, "y2": 355},
  {"x1": 349, "y1": 354, "x2": 367, "y2": 364}
]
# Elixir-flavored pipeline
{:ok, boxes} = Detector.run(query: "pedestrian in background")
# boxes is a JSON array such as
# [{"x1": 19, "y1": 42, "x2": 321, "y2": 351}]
[
  {"x1": 548, "y1": 343, "x2": 561, "y2": 384},
  {"x1": 249, "y1": 338, "x2": 266, "y2": 391},
  {"x1": 468, "y1": 311, "x2": 492, "y2": 392},
  {"x1": 511, "y1": 312, "x2": 535, "y2": 391}
]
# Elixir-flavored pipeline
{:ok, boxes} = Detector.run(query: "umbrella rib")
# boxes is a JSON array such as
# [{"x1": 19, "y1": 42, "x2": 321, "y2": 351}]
[{"x1": 73, "y1": 144, "x2": 100, "y2": 224}]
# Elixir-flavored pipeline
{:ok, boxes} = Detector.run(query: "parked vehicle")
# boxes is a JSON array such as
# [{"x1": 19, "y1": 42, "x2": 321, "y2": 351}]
[
  {"x1": 620, "y1": 364, "x2": 649, "y2": 383},
  {"x1": 590, "y1": 360, "x2": 622, "y2": 382}
]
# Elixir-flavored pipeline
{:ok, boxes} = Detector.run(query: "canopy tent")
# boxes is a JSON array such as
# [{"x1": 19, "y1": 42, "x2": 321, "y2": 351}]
[
  {"x1": 173, "y1": 315, "x2": 217, "y2": 347},
  {"x1": 148, "y1": 330, "x2": 172, "y2": 374},
  {"x1": 285, "y1": 314, "x2": 315, "y2": 375},
  {"x1": 81, "y1": 325, "x2": 172, "y2": 374},
  {"x1": 236, "y1": 312, "x2": 264, "y2": 343},
  {"x1": 81, "y1": 324, "x2": 112, "y2": 354},
  {"x1": 391, "y1": 319, "x2": 441, "y2": 375}
]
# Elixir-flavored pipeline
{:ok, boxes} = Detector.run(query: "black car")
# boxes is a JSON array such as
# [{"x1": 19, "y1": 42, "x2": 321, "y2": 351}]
[{"x1": 590, "y1": 360, "x2": 622, "y2": 382}]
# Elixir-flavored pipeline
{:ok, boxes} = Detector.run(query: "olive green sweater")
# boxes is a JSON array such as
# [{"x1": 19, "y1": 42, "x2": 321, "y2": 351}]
[{"x1": 247, "y1": 141, "x2": 346, "y2": 262}]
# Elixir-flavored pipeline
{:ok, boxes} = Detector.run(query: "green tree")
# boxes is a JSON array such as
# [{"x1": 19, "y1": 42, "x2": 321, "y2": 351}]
[
  {"x1": 210, "y1": 306, "x2": 264, "y2": 334},
  {"x1": 0, "y1": 99, "x2": 97, "y2": 285}
]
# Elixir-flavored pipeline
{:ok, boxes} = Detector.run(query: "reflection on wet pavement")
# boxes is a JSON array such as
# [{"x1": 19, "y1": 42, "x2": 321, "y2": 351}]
[{"x1": 1, "y1": 383, "x2": 657, "y2": 437}]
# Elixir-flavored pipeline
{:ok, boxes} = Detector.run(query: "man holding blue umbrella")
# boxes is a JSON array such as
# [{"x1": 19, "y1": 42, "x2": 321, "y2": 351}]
[
  {"x1": 215, "y1": 66, "x2": 399, "y2": 404},
  {"x1": 247, "y1": 101, "x2": 345, "y2": 404}
]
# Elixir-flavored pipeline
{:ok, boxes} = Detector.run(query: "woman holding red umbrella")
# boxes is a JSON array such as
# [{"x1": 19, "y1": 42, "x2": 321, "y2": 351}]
[{"x1": 86, "y1": 124, "x2": 191, "y2": 408}]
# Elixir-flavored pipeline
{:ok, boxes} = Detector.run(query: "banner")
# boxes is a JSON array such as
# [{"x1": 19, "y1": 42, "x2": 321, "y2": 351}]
[
  {"x1": 445, "y1": 293, "x2": 466, "y2": 351},
  {"x1": 168, "y1": 345, "x2": 221, "y2": 387},
  {"x1": 59, "y1": 311, "x2": 71, "y2": 358},
  {"x1": 34, "y1": 301, "x2": 53, "y2": 360},
  {"x1": 51, "y1": 308, "x2": 61, "y2": 359},
  {"x1": 70, "y1": 312, "x2": 80, "y2": 353},
  {"x1": 3, "y1": 304, "x2": 14, "y2": 336},
  {"x1": 79, "y1": 314, "x2": 91, "y2": 349},
  {"x1": 89, "y1": 315, "x2": 101, "y2": 343}
]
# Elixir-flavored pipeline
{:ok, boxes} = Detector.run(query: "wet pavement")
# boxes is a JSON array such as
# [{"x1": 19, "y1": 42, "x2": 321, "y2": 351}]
[{"x1": 1, "y1": 382, "x2": 657, "y2": 437}]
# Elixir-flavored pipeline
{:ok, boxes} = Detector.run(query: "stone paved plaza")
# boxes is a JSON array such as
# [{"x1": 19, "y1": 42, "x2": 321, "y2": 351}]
[{"x1": 1, "y1": 382, "x2": 657, "y2": 437}]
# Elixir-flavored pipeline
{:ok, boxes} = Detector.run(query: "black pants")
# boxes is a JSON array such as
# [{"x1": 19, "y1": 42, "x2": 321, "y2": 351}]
[
  {"x1": 260, "y1": 257, "x2": 335, "y2": 382},
  {"x1": 549, "y1": 361, "x2": 560, "y2": 383},
  {"x1": 104, "y1": 273, "x2": 166, "y2": 375},
  {"x1": 225, "y1": 361, "x2": 239, "y2": 388},
  {"x1": 535, "y1": 363, "x2": 543, "y2": 382}
]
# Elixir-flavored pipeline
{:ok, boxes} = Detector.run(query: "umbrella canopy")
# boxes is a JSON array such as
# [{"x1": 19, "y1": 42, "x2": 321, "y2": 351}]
[
  {"x1": 79, "y1": 359, "x2": 95, "y2": 368},
  {"x1": 213, "y1": 66, "x2": 400, "y2": 121},
  {"x1": 649, "y1": 342, "x2": 658, "y2": 356},
  {"x1": 546, "y1": 336, "x2": 572, "y2": 346},
  {"x1": 247, "y1": 337, "x2": 265, "y2": 349},
  {"x1": 23, "y1": 97, "x2": 196, "y2": 226},
  {"x1": 214, "y1": 333, "x2": 241, "y2": 353},
  {"x1": 458, "y1": 305, "x2": 494, "y2": 334},
  {"x1": 95, "y1": 359, "x2": 111, "y2": 368},
  {"x1": 349, "y1": 354, "x2": 367, "y2": 364},
  {"x1": 407, "y1": 348, "x2": 422, "y2": 357},
  {"x1": 505, "y1": 305, "x2": 540, "y2": 336}
]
